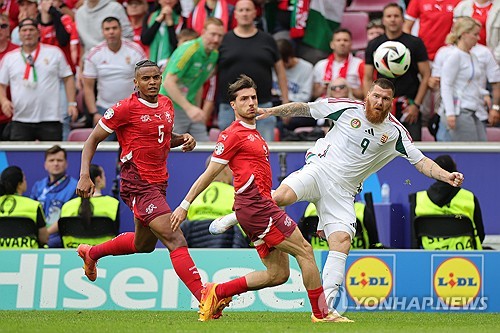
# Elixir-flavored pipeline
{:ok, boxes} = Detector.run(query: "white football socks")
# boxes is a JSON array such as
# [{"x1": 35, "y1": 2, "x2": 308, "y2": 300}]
[
  {"x1": 209, "y1": 212, "x2": 238, "y2": 234},
  {"x1": 322, "y1": 250, "x2": 347, "y2": 310}
]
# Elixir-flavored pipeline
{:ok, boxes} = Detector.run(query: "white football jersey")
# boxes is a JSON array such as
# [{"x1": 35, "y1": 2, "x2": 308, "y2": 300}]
[{"x1": 306, "y1": 98, "x2": 425, "y2": 194}]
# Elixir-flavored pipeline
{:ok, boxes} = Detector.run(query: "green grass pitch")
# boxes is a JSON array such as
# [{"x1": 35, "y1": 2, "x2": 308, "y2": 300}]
[{"x1": 0, "y1": 311, "x2": 499, "y2": 333}]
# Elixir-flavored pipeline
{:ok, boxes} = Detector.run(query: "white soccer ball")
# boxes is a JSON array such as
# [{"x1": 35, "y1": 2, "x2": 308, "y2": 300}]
[{"x1": 373, "y1": 41, "x2": 411, "y2": 79}]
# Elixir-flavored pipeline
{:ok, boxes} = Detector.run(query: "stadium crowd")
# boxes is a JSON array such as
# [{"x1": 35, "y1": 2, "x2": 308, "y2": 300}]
[{"x1": 0, "y1": 0, "x2": 498, "y2": 143}]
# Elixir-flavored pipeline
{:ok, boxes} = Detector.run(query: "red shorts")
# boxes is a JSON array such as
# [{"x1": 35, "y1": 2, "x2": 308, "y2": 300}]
[
  {"x1": 120, "y1": 162, "x2": 171, "y2": 227},
  {"x1": 234, "y1": 182, "x2": 296, "y2": 258}
]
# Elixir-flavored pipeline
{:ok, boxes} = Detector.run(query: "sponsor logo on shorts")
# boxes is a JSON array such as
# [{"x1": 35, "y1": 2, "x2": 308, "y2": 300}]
[
  {"x1": 145, "y1": 203, "x2": 157, "y2": 214},
  {"x1": 433, "y1": 257, "x2": 482, "y2": 307},
  {"x1": 104, "y1": 108, "x2": 114, "y2": 119},
  {"x1": 214, "y1": 142, "x2": 224, "y2": 155},
  {"x1": 346, "y1": 256, "x2": 393, "y2": 306},
  {"x1": 351, "y1": 118, "x2": 361, "y2": 128}
]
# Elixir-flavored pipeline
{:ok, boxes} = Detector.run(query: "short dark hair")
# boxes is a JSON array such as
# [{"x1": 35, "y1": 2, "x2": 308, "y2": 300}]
[
  {"x1": 434, "y1": 155, "x2": 457, "y2": 173},
  {"x1": 102, "y1": 16, "x2": 120, "y2": 27},
  {"x1": 383, "y1": 2, "x2": 404, "y2": 16},
  {"x1": 134, "y1": 59, "x2": 160, "y2": 74},
  {"x1": 371, "y1": 78, "x2": 395, "y2": 95},
  {"x1": 228, "y1": 75, "x2": 257, "y2": 102},
  {"x1": 333, "y1": 28, "x2": 352, "y2": 39},
  {"x1": 276, "y1": 39, "x2": 294, "y2": 63},
  {"x1": 45, "y1": 145, "x2": 67, "y2": 160}
]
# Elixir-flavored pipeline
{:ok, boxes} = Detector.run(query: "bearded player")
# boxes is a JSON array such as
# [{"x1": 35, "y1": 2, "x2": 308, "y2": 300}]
[{"x1": 210, "y1": 78, "x2": 465, "y2": 316}]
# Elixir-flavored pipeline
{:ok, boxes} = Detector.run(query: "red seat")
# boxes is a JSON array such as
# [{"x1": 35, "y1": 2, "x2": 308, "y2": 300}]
[
  {"x1": 345, "y1": 0, "x2": 394, "y2": 12},
  {"x1": 421, "y1": 127, "x2": 435, "y2": 142},
  {"x1": 486, "y1": 127, "x2": 500, "y2": 142},
  {"x1": 340, "y1": 12, "x2": 369, "y2": 51},
  {"x1": 67, "y1": 128, "x2": 93, "y2": 142}
]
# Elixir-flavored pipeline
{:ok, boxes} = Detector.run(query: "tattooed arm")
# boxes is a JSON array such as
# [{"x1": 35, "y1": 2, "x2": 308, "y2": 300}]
[
  {"x1": 414, "y1": 156, "x2": 464, "y2": 187},
  {"x1": 257, "y1": 102, "x2": 312, "y2": 120}
]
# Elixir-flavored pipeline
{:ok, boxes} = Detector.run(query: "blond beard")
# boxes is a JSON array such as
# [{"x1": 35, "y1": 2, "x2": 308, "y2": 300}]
[{"x1": 365, "y1": 99, "x2": 390, "y2": 124}]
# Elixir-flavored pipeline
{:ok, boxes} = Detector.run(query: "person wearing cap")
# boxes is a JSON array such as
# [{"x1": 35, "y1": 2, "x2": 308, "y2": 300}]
[
  {"x1": 411, "y1": 155, "x2": 485, "y2": 250},
  {"x1": 10, "y1": 0, "x2": 38, "y2": 45},
  {"x1": 0, "y1": 17, "x2": 78, "y2": 140}
]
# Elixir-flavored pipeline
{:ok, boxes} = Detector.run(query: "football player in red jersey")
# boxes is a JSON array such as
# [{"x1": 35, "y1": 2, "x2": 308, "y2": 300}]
[
  {"x1": 75, "y1": 60, "x2": 207, "y2": 308},
  {"x1": 171, "y1": 75, "x2": 348, "y2": 323}
]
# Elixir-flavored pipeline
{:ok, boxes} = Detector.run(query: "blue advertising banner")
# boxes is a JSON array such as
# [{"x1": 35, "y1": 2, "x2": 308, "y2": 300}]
[{"x1": 1, "y1": 249, "x2": 499, "y2": 312}]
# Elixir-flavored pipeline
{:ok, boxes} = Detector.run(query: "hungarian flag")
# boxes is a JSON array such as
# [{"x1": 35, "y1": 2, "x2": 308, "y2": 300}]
[{"x1": 302, "y1": 0, "x2": 345, "y2": 52}]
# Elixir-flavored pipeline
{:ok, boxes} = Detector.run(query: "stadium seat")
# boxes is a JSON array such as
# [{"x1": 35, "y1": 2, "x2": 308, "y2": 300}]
[
  {"x1": 208, "y1": 128, "x2": 220, "y2": 142},
  {"x1": 412, "y1": 215, "x2": 478, "y2": 249},
  {"x1": 294, "y1": 126, "x2": 316, "y2": 134},
  {"x1": 345, "y1": 0, "x2": 394, "y2": 12},
  {"x1": 58, "y1": 216, "x2": 119, "y2": 248},
  {"x1": 486, "y1": 127, "x2": 500, "y2": 141},
  {"x1": 0, "y1": 217, "x2": 40, "y2": 249},
  {"x1": 421, "y1": 127, "x2": 435, "y2": 142},
  {"x1": 340, "y1": 12, "x2": 369, "y2": 51},
  {"x1": 67, "y1": 128, "x2": 93, "y2": 142}
]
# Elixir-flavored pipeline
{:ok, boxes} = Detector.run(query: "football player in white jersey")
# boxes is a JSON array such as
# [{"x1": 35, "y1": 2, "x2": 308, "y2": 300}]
[{"x1": 210, "y1": 78, "x2": 464, "y2": 316}]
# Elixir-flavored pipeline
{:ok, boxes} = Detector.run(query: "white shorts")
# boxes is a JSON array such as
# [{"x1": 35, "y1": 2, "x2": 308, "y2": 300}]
[{"x1": 282, "y1": 162, "x2": 356, "y2": 239}]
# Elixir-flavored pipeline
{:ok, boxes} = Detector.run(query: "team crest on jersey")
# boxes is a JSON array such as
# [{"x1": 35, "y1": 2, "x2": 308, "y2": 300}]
[
  {"x1": 164, "y1": 112, "x2": 172, "y2": 123},
  {"x1": 125, "y1": 56, "x2": 131, "y2": 65},
  {"x1": 351, "y1": 118, "x2": 361, "y2": 128},
  {"x1": 247, "y1": 134, "x2": 256, "y2": 142},
  {"x1": 141, "y1": 115, "x2": 151, "y2": 122},
  {"x1": 104, "y1": 108, "x2": 114, "y2": 119},
  {"x1": 214, "y1": 142, "x2": 225, "y2": 155},
  {"x1": 380, "y1": 133, "x2": 389, "y2": 144}
]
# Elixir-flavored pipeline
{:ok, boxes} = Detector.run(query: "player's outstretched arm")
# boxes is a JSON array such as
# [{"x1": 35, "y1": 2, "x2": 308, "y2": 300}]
[
  {"x1": 256, "y1": 102, "x2": 311, "y2": 120},
  {"x1": 414, "y1": 157, "x2": 464, "y2": 187},
  {"x1": 171, "y1": 161, "x2": 227, "y2": 231}
]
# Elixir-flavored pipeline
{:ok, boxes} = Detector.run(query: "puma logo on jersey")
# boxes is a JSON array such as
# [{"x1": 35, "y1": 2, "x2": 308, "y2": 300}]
[{"x1": 364, "y1": 128, "x2": 374, "y2": 136}]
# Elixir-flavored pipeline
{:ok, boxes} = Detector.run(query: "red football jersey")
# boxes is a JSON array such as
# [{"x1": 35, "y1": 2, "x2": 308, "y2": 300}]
[
  {"x1": 212, "y1": 121, "x2": 273, "y2": 199},
  {"x1": 99, "y1": 93, "x2": 175, "y2": 184}
]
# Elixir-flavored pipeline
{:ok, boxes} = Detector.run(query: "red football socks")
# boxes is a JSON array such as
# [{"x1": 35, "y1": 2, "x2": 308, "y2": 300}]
[
  {"x1": 307, "y1": 286, "x2": 329, "y2": 319},
  {"x1": 89, "y1": 232, "x2": 137, "y2": 261},
  {"x1": 215, "y1": 276, "x2": 248, "y2": 299},
  {"x1": 170, "y1": 247, "x2": 203, "y2": 301}
]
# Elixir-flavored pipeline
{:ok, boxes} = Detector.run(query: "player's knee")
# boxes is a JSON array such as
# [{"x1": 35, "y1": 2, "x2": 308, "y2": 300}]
[
  {"x1": 272, "y1": 185, "x2": 296, "y2": 207},
  {"x1": 135, "y1": 243, "x2": 155, "y2": 253},
  {"x1": 268, "y1": 268, "x2": 290, "y2": 286}
]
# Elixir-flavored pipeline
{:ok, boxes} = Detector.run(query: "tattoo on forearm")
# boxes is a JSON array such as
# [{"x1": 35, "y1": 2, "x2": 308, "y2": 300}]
[{"x1": 271, "y1": 102, "x2": 311, "y2": 117}]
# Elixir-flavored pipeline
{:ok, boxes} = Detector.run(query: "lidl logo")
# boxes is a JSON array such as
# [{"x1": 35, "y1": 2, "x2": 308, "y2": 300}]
[
  {"x1": 346, "y1": 256, "x2": 393, "y2": 306},
  {"x1": 433, "y1": 257, "x2": 481, "y2": 306}
]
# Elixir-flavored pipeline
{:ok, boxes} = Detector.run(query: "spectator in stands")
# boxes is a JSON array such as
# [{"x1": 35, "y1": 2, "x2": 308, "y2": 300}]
[
  {"x1": 125, "y1": 0, "x2": 149, "y2": 54},
  {"x1": 30, "y1": 145, "x2": 78, "y2": 248},
  {"x1": 217, "y1": 0, "x2": 289, "y2": 141},
  {"x1": 141, "y1": 0, "x2": 185, "y2": 71},
  {"x1": 187, "y1": 0, "x2": 234, "y2": 34},
  {"x1": 83, "y1": 16, "x2": 146, "y2": 134},
  {"x1": 454, "y1": 0, "x2": 500, "y2": 63},
  {"x1": 38, "y1": 0, "x2": 79, "y2": 141},
  {"x1": 439, "y1": 17, "x2": 495, "y2": 141},
  {"x1": 0, "y1": 0, "x2": 19, "y2": 31},
  {"x1": 404, "y1": 0, "x2": 460, "y2": 62},
  {"x1": 10, "y1": 0, "x2": 38, "y2": 44},
  {"x1": 313, "y1": 28, "x2": 364, "y2": 100},
  {"x1": 411, "y1": 155, "x2": 485, "y2": 250},
  {"x1": 366, "y1": 19, "x2": 385, "y2": 42},
  {"x1": 327, "y1": 77, "x2": 351, "y2": 99},
  {"x1": 0, "y1": 18, "x2": 78, "y2": 141},
  {"x1": 176, "y1": 27, "x2": 197, "y2": 44},
  {"x1": 364, "y1": 3, "x2": 430, "y2": 141},
  {"x1": 161, "y1": 17, "x2": 224, "y2": 141},
  {"x1": 75, "y1": 0, "x2": 133, "y2": 56},
  {"x1": 59, "y1": 163, "x2": 119, "y2": 247},
  {"x1": 431, "y1": 17, "x2": 500, "y2": 141},
  {"x1": 0, "y1": 166, "x2": 48, "y2": 249},
  {"x1": 0, "y1": 13, "x2": 17, "y2": 140}
]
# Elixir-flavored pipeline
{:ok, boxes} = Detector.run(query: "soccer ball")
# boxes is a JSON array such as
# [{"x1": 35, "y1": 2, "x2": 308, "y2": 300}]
[{"x1": 373, "y1": 41, "x2": 411, "y2": 79}]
